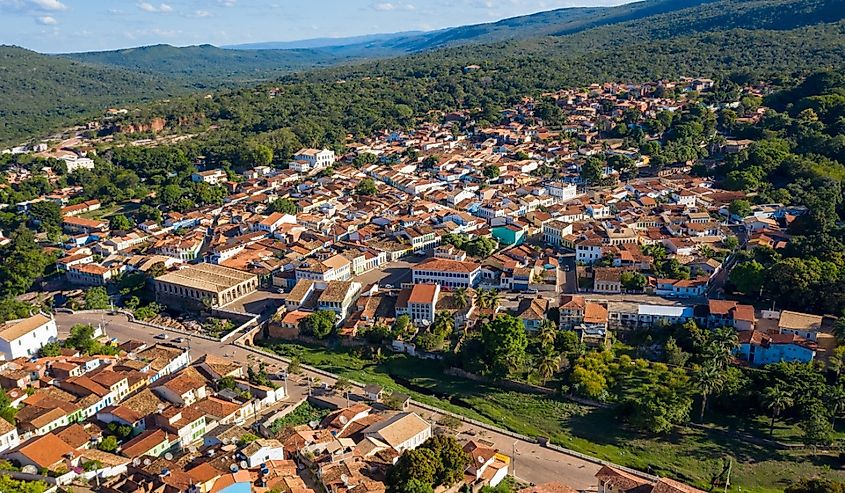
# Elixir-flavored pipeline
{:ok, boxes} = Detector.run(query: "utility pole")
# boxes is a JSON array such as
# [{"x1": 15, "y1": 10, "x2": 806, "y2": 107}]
[{"x1": 512, "y1": 442, "x2": 517, "y2": 479}]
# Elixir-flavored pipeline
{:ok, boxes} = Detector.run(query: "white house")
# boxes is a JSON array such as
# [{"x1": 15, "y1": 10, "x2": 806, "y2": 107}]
[
  {"x1": 362, "y1": 412, "x2": 431, "y2": 453},
  {"x1": 0, "y1": 313, "x2": 58, "y2": 360},
  {"x1": 296, "y1": 254, "x2": 353, "y2": 282},
  {"x1": 257, "y1": 212, "x2": 297, "y2": 234},
  {"x1": 575, "y1": 239, "x2": 603, "y2": 265},
  {"x1": 191, "y1": 169, "x2": 227, "y2": 185},
  {"x1": 411, "y1": 258, "x2": 481, "y2": 289},
  {"x1": 317, "y1": 281, "x2": 362, "y2": 323},
  {"x1": 242, "y1": 438, "x2": 285, "y2": 467},
  {"x1": 0, "y1": 418, "x2": 20, "y2": 453},
  {"x1": 61, "y1": 155, "x2": 95, "y2": 173},
  {"x1": 542, "y1": 220, "x2": 573, "y2": 247},
  {"x1": 291, "y1": 148, "x2": 335, "y2": 172},
  {"x1": 545, "y1": 181, "x2": 578, "y2": 202},
  {"x1": 654, "y1": 277, "x2": 708, "y2": 298},
  {"x1": 395, "y1": 284, "x2": 440, "y2": 326},
  {"x1": 586, "y1": 204, "x2": 611, "y2": 219}
]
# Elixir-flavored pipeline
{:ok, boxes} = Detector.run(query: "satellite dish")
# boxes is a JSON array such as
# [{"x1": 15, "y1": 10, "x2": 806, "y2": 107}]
[
  {"x1": 188, "y1": 446, "x2": 198, "y2": 453},
  {"x1": 21, "y1": 465, "x2": 38, "y2": 474},
  {"x1": 239, "y1": 461, "x2": 248, "y2": 469},
  {"x1": 230, "y1": 463, "x2": 239, "y2": 473},
  {"x1": 222, "y1": 438, "x2": 230, "y2": 445},
  {"x1": 164, "y1": 453, "x2": 173, "y2": 461},
  {"x1": 340, "y1": 474, "x2": 349, "y2": 484},
  {"x1": 132, "y1": 458, "x2": 141, "y2": 467},
  {"x1": 478, "y1": 456, "x2": 485, "y2": 464},
  {"x1": 339, "y1": 416, "x2": 348, "y2": 425},
  {"x1": 308, "y1": 420, "x2": 319, "y2": 428},
  {"x1": 143, "y1": 458, "x2": 152, "y2": 466}
]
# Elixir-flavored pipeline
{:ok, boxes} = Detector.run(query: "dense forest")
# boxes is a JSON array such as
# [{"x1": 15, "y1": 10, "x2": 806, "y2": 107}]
[{"x1": 722, "y1": 71, "x2": 845, "y2": 315}]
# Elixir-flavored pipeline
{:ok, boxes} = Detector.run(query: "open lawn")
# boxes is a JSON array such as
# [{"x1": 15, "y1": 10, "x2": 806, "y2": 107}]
[
  {"x1": 262, "y1": 341, "x2": 845, "y2": 492},
  {"x1": 80, "y1": 202, "x2": 138, "y2": 221}
]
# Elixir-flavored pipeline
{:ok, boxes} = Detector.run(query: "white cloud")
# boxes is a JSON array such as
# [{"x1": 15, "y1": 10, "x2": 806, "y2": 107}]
[
  {"x1": 138, "y1": 2, "x2": 172, "y2": 13},
  {"x1": 0, "y1": 0, "x2": 66, "y2": 12},
  {"x1": 218, "y1": 0, "x2": 236, "y2": 6},
  {"x1": 36, "y1": 14, "x2": 56, "y2": 24},
  {"x1": 372, "y1": 1, "x2": 416, "y2": 11},
  {"x1": 30, "y1": 0, "x2": 64, "y2": 9},
  {"x1": 193, "y1": 9, "x2": 211, "y2": 17}
]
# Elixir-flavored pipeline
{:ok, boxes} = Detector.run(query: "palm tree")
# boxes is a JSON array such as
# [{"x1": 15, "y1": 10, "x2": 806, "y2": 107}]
[
  {"x1": 829, "y1": 346, "x2": 845, "y2": 381},
  {"x1": 454, "y1": 288, "x2": 469, "y2": 310},
  {"x1": 762, "y1": 385, "x2": 793, "y2": 436},
  {"x1": 538, "y1": 351, "x2": 561, "y2": 385},
  {"x1": 486, "y1": 290, "x2": 501, "y2": 311},
  {"x1": 694, "y1": 363, "x2": 723, "y2": 422},
  {"x1": 698, "y1": 244, "x2": 715, "y2": 259},
  {"x1": 476, "y1": 289, "x2": 491, "y2": 310},
  {"x1": 825, "y1": 385, "x2": 845, "y2": 427},
  {"x1": 706, "y1": 327, "x2": 739, "y2": 369},
  {"x1": 538, "y1": 319, "x2": 557, "y2": 348},
  {"x1": 833, "y1": 316, "x2": 845, "y2": 344}
]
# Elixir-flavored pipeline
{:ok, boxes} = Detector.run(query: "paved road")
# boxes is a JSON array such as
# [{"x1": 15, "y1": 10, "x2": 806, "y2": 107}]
[{"x1": 56, "y1": 312, "x2": 604, "y2": 489}]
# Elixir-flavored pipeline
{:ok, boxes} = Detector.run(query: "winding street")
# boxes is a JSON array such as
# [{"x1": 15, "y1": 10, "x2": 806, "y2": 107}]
[{"x1": 55, "y1": 311, "x2": 624, "y2": 491}]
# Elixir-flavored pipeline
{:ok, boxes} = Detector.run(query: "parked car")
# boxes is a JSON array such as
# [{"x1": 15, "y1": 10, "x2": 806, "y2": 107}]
[
  {"x1": 154, "y1": 333, "x2": 169, "y2": 340},
  {"x1": 276, "y1": 371, "x2": 288, "y2": 380},
  {"x1": 173, "y1": 337, "x2": 185, "y2": 343}
]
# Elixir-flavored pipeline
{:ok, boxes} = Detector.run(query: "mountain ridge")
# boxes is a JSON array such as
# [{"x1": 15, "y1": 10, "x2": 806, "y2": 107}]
[{"x1": 2, "y1": 0, "x2": 844, "y2": 145}]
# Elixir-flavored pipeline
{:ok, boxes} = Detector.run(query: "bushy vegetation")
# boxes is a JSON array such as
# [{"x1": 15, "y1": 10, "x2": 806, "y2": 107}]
[{"x1": 268, "y1": 402, "x2": 330, "y2": 435}]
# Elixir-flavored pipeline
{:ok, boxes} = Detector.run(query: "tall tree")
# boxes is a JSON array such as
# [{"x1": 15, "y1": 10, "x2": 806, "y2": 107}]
[
  {"x1": 481, "y1": 314, "x2": 528, "y2": 379},
  {"x1": 693, "y1": 363, "x2": 723, "y2": 422},
  {"x1": 537, "y1": 319, "x2": 557, "y2": 348},
  {"x1": 762, "y1": 385, "x2": 793, "y2": 436},
  {"x1": 538, "y1": 350, "x2": 562, "y2": 385},
  {"x1": 0, "y1": 226, "x2": 53, "y2": 297}
]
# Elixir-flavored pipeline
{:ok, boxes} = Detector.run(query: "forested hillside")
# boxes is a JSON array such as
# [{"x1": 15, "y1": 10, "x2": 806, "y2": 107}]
[
  {"x1": 2, "y1": 0, "x2": 844, "y2": 145},
  {"x1": 0, "y1": 46, "x2": 184, "y2": 144},
  {"x1": 118, "y1": 0, "x2": 845, "y2": 158},
  {"x1": 62, "y1": 44, "x2": 344, "y2": 84}
]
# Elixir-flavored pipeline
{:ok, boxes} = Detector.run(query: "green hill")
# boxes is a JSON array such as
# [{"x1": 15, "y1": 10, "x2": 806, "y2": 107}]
[
  {"x1": 2, "y1": 0, "x2": 845, "y2": 145},
  {"x1": 0, "y1": 45, "x2": 183, "y2": 145},
  {"x1": 61, "y1": 44, "x2": 344, "y2": 84}
]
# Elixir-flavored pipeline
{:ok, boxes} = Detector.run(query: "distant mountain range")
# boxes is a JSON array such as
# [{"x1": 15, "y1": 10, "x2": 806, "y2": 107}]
[
  {"x1": 57, "y1": 0, "x2": 714, "y2": 83},
  {"x1": 222, "y1": 32, "x2": 426, "y2": 51},
  {"x1": 1, "y1": 0, "x2": 844, "y2": 145}
]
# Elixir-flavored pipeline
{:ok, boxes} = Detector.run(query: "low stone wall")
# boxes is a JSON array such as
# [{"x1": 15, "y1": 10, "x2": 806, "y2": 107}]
[
  {"x1": 445, "y1": 367, "x2": 555, "y2": 395},
  {"x1": 236, "y1": 341, "x2": 658, "y2": 483}
]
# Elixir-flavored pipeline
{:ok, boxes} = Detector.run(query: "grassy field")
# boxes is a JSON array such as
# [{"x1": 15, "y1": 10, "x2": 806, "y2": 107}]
[
  {"x1": 80, "y1": 202, "x2": 138, "y2": 221},
  {"x1": 262, "y1": 341, "x2": 844, "y2": 492}
]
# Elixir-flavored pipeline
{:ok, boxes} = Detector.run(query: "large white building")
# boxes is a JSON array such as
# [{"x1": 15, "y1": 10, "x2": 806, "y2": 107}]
[
  {"x1": 411, "y1": 258, "x2": 481, "y2": 289},
  {"x1": 291, "y1": 148, "x2": 335, "y2": 172},
  {"x1": 396, "y1": 284, "x2": 440, "y2": 326},
  {"x1": 295, "y1": 254, "x2": 352, "y2": 282},
  {"x1": 542, "y1": 220, "x2": 573, "y2": 247},
  {"x1": 362, "y1": 412, "x2": 432, "y2": 453},
  {"x1": 0, "y1": 313, "x2": 58, "y2": 360},
  {"x1": 545, "y1": 181, "x2": 578, "y2": 202}
]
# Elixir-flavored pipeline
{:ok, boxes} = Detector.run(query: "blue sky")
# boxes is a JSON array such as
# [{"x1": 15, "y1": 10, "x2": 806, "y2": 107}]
[{"x1": 0, "y1": 0, "x2": 632, "y2": 53}]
